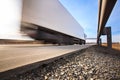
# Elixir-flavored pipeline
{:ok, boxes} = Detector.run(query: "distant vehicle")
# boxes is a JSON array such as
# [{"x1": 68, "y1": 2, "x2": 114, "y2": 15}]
[{"x1": 21, "y1": 0, "x2": 86, "y2": 45}]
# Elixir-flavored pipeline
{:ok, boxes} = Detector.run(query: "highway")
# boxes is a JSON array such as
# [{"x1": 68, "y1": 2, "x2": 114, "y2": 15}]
[{"x1": 0, "y1": 44, "x2": 91, "y2": 73}]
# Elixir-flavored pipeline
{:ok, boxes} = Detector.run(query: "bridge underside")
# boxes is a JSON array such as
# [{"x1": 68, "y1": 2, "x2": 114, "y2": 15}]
[{"x1": 97, "y1": 0, "x2": 117, "y2": 48}]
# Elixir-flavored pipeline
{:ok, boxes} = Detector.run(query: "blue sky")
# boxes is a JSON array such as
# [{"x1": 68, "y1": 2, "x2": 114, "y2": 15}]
[{"x1": 59, "y1": 0, "x2": 120, "y2": 42}]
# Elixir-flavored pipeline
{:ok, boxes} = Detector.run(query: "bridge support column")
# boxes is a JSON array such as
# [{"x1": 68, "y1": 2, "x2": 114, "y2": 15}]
[
  {"x1": 102, "y1": 27, "x2": 112, "y2": 48},
  {"x1": 97, "y1": 38, "x2": 102, "y2": 46},
  {"x1": 106, "y1": 27, "x2": 112, "y2": 48}
]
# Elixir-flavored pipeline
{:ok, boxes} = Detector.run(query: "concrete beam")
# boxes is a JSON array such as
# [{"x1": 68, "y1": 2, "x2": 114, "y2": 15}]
[{"x1": 97, "y1": 0, "x2": 117, "y2": 39}]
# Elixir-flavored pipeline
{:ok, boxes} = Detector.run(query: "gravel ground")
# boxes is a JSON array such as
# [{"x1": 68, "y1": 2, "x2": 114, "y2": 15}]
[{"x1": 7, "y1": 45, "x2": 120, "y2": 80}]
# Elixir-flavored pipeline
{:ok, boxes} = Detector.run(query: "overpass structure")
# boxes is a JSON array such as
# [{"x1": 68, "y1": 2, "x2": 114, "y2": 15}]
[{"x1": 97, "y1": 0, "x2": 117, "y2": 48}]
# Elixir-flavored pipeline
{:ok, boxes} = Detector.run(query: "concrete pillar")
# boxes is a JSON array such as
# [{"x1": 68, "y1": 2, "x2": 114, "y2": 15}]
[
  {"x1": 99, "y1": 38, "x2": 102, "y2": 46},
  {"x1": 106, "y1": 27, "x2": 112, "y2": 48},
  {"x1": 102, "y1": 27, "x2": 112, "y2": 48},
  {"x1": 98, "y1": 26, "x2": 112, "y2": 48},
  {"x1": 97, "y1": 37, "x2": 102, "y2": 46}
]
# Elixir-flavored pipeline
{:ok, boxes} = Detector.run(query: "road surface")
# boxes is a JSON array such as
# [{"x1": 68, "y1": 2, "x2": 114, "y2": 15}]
[{"x1": 0, "y1": 44, "x2": 91, "y2": 72}]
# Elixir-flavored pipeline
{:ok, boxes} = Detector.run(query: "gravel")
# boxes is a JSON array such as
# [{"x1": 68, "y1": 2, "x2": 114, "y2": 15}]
[{"x1": 7, "y1": 45, "x2": 120, "y2": 80}]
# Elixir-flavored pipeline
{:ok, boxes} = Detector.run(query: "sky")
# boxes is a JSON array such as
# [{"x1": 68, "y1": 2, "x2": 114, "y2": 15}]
[{"x1": 59, "y1": 0, "x2": 120, "y2": 43}]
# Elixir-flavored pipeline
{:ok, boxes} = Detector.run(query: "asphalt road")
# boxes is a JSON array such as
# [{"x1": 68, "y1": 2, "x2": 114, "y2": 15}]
[{"x1": 0, "y1": 44, "x2": 91, "y2": 72}]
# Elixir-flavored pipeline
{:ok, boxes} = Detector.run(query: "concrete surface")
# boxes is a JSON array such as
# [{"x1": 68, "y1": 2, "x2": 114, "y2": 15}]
[{"x1": 0, "y1": 44, "x2": 91, "y2": 72}]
